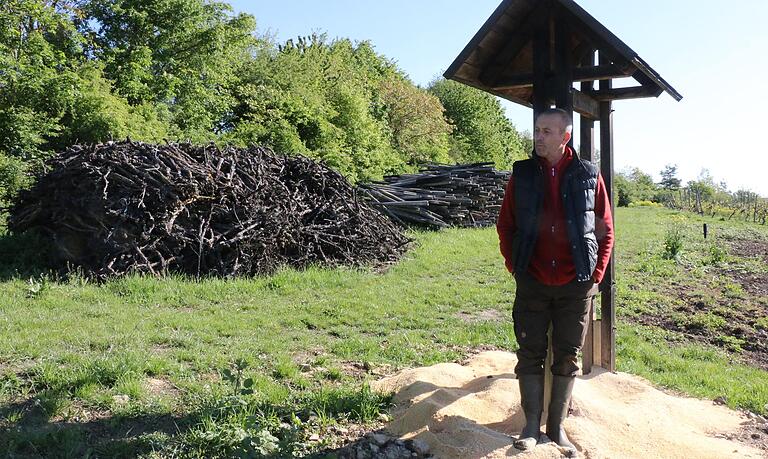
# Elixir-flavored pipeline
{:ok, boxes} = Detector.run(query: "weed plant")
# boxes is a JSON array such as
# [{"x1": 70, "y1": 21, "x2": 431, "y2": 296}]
[{"x1": 662, "y1": 224, "x2": 685, "y2": 259}]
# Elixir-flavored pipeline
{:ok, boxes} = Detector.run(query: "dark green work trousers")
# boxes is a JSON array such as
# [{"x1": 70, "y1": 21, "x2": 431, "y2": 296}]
[{"x1": 512, "y1": 272, "x2": 599, "y2": 377}]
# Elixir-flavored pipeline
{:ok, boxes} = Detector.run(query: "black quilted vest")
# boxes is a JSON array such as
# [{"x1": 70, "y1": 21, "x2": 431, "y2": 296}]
[{"x1": 512, "y1": 155, "x2": 599, "y2": 281}]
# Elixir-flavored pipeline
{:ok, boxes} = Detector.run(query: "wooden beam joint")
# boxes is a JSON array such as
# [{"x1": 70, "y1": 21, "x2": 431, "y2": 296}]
[{"x1": 572, "y1": 88, "x2": 599, "y2": 120}]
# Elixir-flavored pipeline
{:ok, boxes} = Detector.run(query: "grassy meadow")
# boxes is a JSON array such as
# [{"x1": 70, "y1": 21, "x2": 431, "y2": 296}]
[{"x1": 0, "y1": 206, "x2": 766, "y2": 457}]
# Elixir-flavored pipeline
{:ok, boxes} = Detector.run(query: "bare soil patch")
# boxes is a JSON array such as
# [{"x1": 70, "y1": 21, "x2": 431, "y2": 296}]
[
  {"x1": 724, "y1": 237, "x2": 768, "y2": 297},
  {"x1": 735, "y1": 416, "x2": 768, "y2": 455},
  {"x1": 725, "y1": 237, "x2": 768, "y2": 263},
  {"x1": 630, "y1": 237, "x2": 768, "y2": 371},
  {"x1": 455, "y1": 309, "x2": 505, "y2": 323},
  {"x1": 146, "y1": 377, "x2": 180, "y2": 397}
]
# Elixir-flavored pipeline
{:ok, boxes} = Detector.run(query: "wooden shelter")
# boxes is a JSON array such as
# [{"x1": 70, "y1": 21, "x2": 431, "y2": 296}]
[{"x1": 444, "y1": 0, "x2": 682, "y2": 373}]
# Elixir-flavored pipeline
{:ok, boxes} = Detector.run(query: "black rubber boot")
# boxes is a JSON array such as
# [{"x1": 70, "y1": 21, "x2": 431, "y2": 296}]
[
  {"x1": 546, "y1": 375, "x2": 577, "y2": 453},
  {"x1": 513, "y1": 374, "x2": 544, "y2": 450}
]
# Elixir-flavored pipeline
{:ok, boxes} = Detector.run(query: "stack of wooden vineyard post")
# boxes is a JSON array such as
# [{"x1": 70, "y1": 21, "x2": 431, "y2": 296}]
[
  {"x1": 8, "y1": 141, "x2": 410, "y2": 278},
  {"x1": 358, "y1": 163, "x2": 511, "y2": 228}
]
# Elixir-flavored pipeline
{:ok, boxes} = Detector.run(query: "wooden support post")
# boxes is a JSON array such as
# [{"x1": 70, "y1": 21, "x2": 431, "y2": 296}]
[
  {"x1": 582, "y1": 298, "x2": 594, "y2": 374},
  {"x1": 593, "y1": 318, "x2": 602, "y2": 366},
  {"x1": 579, "y1": 50, "x2": 596, "y2": 163},
  {"x1": 553, "y1": 6, "x2": 574, "y2": 148},
  {"x1": 579, "y1": 49, "x2": 596, "y2": 374},
  {"x1": 599, "y1": 52, "x2": 616, "y2": 372},
  {"x1": 532, "y1": 16, "x2": 551, "y2": 123},
  {"x1": 531, "y1": 3, "x2": 554, "y2": 414}
]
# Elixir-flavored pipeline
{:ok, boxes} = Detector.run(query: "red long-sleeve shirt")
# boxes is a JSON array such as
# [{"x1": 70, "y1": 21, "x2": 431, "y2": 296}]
[{"x1": 496, "y1": 147, "x2": 614, "y2": 285}]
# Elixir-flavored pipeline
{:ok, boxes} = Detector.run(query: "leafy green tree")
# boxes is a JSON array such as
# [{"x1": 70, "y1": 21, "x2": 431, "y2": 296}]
[
  {"x1": 0, "y1": 0, "x2": 544, "y2": 193},
  {"x1": 428, "y1": 78, "x2": 525, "y2": 169},
  {"x1": 78, "y1": 0, "x2": 256, "y2": 140},
  {"x1": 629, "y1": 167, "x2": 658, "y2": 201},
  {"x1": 0, "y1": 0, "x2": 85, "y2": 161},
  {"x1": 325, "y1": 80, "x2": 399, "y2": 182},
  {"x1": 613, "y1": 171, "x2": 634, "y2": 207},
  {"x1": 226, "y1": 35, "x2": 418, "y2": 182},
  {"x1": 613, "y1": 167, "x2": 660, "y2": 206},
  {"x1": 687, "y1": 169, "x2": 717, "y2": 202},
  {"x1": 734, "y1": 189, "x2": 759, "y2": 205},
  {"x1": 59, "y1": 64, "x2": 171, "y2": 145},
  {"x1": 659, "y1": 164, "x2": 681, "y2": 190},
  {"x1": 0, "y1": 152, "x2": 31, "y2": 207},
  {"x1": 0, "y1": 0, "x2": 91, "y2": 204},
  {"x1": 378, "y1": 76, "x2": 452, "y2": 166},
  {"x1": 520, "y1": 130, "x2": 534, "y2": 156}
]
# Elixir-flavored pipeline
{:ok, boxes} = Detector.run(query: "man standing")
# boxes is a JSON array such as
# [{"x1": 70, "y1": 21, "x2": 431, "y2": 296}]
[{"x1": 496, "y1": 108, "x2": 614, "y2": 452}]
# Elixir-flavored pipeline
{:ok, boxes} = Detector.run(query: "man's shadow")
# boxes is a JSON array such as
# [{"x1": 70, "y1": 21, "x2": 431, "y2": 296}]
[{"x1": 0, "y1": 394, "x2": 189, "y2": 457}]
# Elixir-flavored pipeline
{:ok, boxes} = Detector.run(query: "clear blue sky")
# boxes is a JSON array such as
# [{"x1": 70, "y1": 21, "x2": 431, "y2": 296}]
[{"x1": 228, "y1": 0, "x2": 768, "y2": 196}]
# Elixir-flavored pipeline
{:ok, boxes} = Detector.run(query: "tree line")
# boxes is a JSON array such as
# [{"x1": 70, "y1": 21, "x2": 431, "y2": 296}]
[
  {"x1": 0, "y1": 0, "x2": 530, "y2": 207},
  {"x1": 615, "y1": 164, "x2": 767, "y2": 224}
]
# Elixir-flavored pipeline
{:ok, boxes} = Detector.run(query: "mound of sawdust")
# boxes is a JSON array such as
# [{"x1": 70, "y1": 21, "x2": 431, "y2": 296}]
[{"x1": 371, "y1": 351, "x2": 763, "y2": 458}]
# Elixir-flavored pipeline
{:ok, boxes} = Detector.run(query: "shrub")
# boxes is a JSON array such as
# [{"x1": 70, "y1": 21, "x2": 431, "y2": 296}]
[
  {"x1": 628, "y1": 200, "x2": 663, "y2": 208},
  {"x1": 0, "y1": 153, "x2": 31, "y2": 207},
  {"x1": 662, "y1": 226, "x2": 684, "y2": 259},
  {"x1": 706, "y1": 244, "x2": 728, "y2": 265}
]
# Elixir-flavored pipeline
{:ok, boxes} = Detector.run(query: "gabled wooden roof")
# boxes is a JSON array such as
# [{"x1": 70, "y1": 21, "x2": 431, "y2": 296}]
[{"x1": 444, "y1": 0, "x2": 682, "y2": 108}]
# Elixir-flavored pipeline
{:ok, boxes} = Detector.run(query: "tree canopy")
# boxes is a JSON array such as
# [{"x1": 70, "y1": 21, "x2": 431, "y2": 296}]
[
  {"x1": 428, "y1": 78, "x2": 527, "y2": 169},
  {"x1": 0, "y1": 0, "x2": 529, "y2": 204},
  {"x1": 659, "y1": 164, "x2": 682, "y2": 191}
]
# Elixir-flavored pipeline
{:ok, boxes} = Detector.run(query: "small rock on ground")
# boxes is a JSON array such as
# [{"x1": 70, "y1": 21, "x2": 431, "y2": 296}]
[{"x1": 329, "y1": 430, "x2": 432, "y2": 458}]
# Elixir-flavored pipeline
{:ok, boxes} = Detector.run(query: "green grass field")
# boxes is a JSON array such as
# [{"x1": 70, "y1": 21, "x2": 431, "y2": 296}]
[{"x1": 0, "y1": 207, "x2": 766, "y2": 457}]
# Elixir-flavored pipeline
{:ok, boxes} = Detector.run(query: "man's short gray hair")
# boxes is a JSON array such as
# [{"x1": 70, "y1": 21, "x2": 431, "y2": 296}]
[{"x1": 536, "y1": 108, "x2": 573, "y2": 134}]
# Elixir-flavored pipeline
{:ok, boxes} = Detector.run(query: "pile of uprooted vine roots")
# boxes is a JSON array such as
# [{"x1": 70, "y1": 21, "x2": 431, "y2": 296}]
[
  {"x1": 359, "y1": 163, "x2": 510, "y2": 228},
  {"x1": 8, "y1": 141, "x2": 409, "y2": 278}
]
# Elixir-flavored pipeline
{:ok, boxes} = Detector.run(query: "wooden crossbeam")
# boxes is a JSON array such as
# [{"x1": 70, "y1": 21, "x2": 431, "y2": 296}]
[
  {"x1": 573, "y1": 63, "x2": 634, "y2": 81},
  {"x1": 588, "y1": 85, "x2": 663, "y2": 101},
  {"x1": 492, "y1": 64, "x2": 637, "y2": 91},
  {"x1": 492, "y1": 63, "x2": 633, "y2": 90},
  {"x1": 572, "y1": 88, "x2": 599, "y2": 120},
  {"x1": 491, "y1": 73, "x2": 536, "y2": 89}
]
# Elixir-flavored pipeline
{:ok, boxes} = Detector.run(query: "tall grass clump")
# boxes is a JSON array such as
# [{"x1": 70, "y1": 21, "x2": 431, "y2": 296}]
[{"x1": 662, "y1": 225, "x2": 684, "y2": 259}]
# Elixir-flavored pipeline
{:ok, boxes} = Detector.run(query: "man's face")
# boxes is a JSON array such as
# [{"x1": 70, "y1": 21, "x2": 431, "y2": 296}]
[{"x1": 534, "y1": 114, "x2": 570, "y2": 165}]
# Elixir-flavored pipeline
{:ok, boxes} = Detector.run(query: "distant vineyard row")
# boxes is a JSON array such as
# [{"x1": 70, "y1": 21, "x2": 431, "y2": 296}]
[{"x1": 614, "y1": 165, "x2": 767, "y2": 225}]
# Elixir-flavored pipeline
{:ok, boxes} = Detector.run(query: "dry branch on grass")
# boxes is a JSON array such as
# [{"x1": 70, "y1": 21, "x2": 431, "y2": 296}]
[{"x1": 8, "y1": 141, "x2": 409, "y2": 278}]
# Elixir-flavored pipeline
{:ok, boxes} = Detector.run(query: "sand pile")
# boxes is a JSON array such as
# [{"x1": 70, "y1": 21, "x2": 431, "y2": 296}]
[{"x1": 371, "y1": 351, "x2": 764, "y2": 458}]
